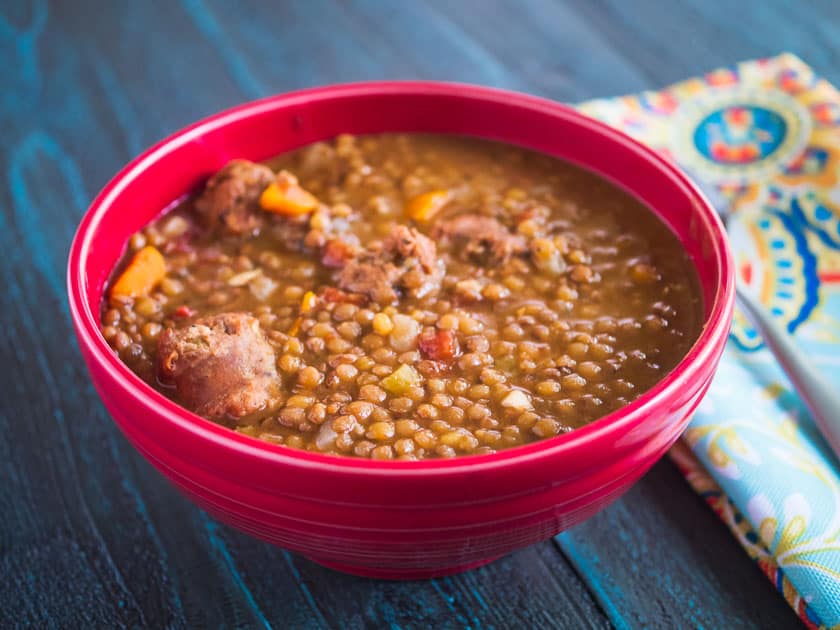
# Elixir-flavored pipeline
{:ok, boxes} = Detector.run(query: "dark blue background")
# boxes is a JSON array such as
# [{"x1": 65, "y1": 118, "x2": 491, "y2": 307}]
[{"x1": 3, "y1": 1, "x2": 836, "y2": 627}]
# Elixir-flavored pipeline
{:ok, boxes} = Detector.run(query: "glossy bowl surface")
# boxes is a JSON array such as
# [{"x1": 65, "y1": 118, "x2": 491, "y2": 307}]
[{"x1": 68, "y1": 82, "x2": 734, "y2": 578}]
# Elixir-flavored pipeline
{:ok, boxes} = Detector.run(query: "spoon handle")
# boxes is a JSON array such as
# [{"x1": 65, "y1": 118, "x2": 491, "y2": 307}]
[{"x1": 735, "y1": 285, "x2": 840, "y2": 460}]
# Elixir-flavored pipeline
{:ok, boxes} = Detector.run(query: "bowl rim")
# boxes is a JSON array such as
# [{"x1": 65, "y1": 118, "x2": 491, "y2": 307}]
[{"x1": 67, "y1": 80, "x2": 735, "y2": 477}]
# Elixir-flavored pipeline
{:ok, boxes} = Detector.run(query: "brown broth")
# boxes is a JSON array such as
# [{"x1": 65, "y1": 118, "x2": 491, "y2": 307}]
[{"x1": 102, "y1": 133, "x2": 702, "y2": 459}]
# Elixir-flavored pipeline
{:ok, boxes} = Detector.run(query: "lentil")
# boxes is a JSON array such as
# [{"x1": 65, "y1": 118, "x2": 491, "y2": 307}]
[{"x1": 104, "y1": 133, "x2": 702, "y2": 459}]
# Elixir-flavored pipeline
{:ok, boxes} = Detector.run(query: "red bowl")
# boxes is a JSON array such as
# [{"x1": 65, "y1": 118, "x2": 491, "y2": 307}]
[{"x1": 67, "y1": 82, "x2": 734, "y2": 579}]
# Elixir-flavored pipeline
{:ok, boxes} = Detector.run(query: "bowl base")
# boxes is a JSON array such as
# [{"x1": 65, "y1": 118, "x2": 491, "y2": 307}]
[{"x1": 305, "y1": 555, "x2": 503, "y2": 580}]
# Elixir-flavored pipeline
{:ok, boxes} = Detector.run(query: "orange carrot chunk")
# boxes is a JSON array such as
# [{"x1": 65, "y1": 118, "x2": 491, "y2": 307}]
[
  {"x1": 405, "y1": 189, "x2": 450, "y2": 222},
  {"x1": 259, "y1": 171, "x2": 319, "y2": 216},
  {"x1": 288, "y1": 291, "x2": 319, "y2": 335},
  {"x1": 110, "y1": 246, "x2": 166, "y2": 301},
  {"x1": 287, "y1": 317, "x2": 303, "y2": 336},
  {"x1": 299, "y1": 291, "x2": 318, "y2": 314}
]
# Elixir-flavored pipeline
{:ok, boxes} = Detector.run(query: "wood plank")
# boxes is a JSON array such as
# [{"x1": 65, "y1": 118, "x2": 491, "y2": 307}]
[
  {"x1": 222, "y1": 534, "x2": 610, "y2": 629},
  {"x1": 571, "y1": 0, "x2": 840, "y2": 88},
  {"x1": 555, "y1": 460, "x2": 801, "y2": 629}
]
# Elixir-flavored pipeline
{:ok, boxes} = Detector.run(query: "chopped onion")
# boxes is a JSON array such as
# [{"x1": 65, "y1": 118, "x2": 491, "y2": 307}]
[
  {"x1": 389, "y1": 314, "x2": 421, "y2": 352},
  {"x1": 315, "y1": 423, "x2": 337, "y2": 451},
  {"x1": 228, "y1": 268, "x2": 263, "y2": 287},
  {"x1": 501, "y1": 390, "x2": 532, "y2": 411}
]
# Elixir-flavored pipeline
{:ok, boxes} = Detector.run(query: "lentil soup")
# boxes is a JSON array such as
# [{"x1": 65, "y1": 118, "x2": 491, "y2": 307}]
[{"x1": 102, "y1": 133, "x2": 702, "y2": 460}]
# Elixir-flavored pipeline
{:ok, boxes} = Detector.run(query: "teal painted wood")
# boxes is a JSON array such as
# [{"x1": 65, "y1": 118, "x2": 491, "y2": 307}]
[{"x1": 1, "y1": 0, "x2": 832, "y2": 627}]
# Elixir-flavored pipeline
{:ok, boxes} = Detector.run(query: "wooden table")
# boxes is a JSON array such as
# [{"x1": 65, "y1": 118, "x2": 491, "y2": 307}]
[{"x1": 3, "y1": 1, "x2": 836, "y2": 627}]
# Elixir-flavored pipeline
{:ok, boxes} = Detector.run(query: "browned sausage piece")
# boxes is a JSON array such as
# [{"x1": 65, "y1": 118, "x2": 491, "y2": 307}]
[
  {"x1": 433, "y1": 214, "x2": 527, "y2": 265},
  {"x1": 194, "y1": 160, "x2": 275, "y2": 236},
  {"x1": 157, "y1": 312, "x2": 280, "y2": 419},
  {"x1": 336, "y1": 262, "x2": 402, "y2": 304},
  {"x1": 336, "y1": 225, "x2": 444, "y2": 304}
]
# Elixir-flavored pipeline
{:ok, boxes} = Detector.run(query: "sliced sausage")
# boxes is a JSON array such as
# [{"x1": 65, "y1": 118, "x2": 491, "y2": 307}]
[
  {"x1": 382, "y1": 224, "x2": 439, "y2": 273},
  {"x1": 337, "y1": 262, "x2": 402, "y2": 304},
  {"x1": 434, "y1": 213, "x2": 527, "y2": 265},
  {"x1": 157, "y1": 312, "x2": 280, "y2": 419},
  {"x1": 194, "y1": 160, "x2": 275, "y2": 236},
  {"x1": 336, "y1": 225, "x2": 444, "y2": 304}
]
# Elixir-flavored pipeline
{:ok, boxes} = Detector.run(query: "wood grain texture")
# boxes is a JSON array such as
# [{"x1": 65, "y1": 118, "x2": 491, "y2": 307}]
[{"x1": 2, "y1": 0, "x2": 834, "y2": 627}]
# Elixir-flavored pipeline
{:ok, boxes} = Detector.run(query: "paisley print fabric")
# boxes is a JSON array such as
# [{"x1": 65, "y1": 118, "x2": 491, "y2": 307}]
[{"x1": 579, "y1": 54, "x2": 840, "y2": 628}]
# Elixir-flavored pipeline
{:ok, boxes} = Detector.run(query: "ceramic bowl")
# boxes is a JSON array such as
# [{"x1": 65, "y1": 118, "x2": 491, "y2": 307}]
[{"x1": 68, "y1": 82, "x2": 734, "y2": 579}]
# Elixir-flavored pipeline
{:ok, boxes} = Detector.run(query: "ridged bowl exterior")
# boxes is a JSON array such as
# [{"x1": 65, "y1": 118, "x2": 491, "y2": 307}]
[{"x1": 68, "y1": 83, "x2": 734, "y2": 579}]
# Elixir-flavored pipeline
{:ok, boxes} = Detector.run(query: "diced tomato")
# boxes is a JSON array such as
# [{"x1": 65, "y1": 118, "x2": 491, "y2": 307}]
[
  {"x1": 418, "y1": 329, "x2": 460, "y2": 361},
  {"x1": 173, "y1": 305, "x2": 196, "y2": 319},
  {"x1": 320, "y1": 286, "x2": 367, "y2": 305},
  {"x1": 321, "y1": 239, "x2": 356, "y2": 268}
]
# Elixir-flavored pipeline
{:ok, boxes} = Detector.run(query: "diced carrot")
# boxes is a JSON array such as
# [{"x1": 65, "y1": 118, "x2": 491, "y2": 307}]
[
  {"x1": 405, "y1": 190, "x2": 450, "y2": 222},
  {"x1": 110, "y1": 246, "x2": 166, "y2": 301},
  {"x1": 259, "y1": 171, "x2": 319, "y2": 216},
  {"x1": 288, "y1": 291, "x2": 318, "y2": 335},
  {"x1": 288, "y1": 317, "x2": 303, "y2": 336},
  {"x1": 300, "y1": 291, "x2": 318, "y2": 314}
]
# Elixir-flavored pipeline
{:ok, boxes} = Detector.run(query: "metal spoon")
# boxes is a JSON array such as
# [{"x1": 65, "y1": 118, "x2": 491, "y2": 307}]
[{"x1": 687, "y1": 172, "x2": 840, "y2": 461}]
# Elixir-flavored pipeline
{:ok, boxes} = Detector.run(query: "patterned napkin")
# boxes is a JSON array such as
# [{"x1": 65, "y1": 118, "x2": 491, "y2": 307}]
[{"x1": 578, "y1": 54, "x2": 840, "y2": 629}]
